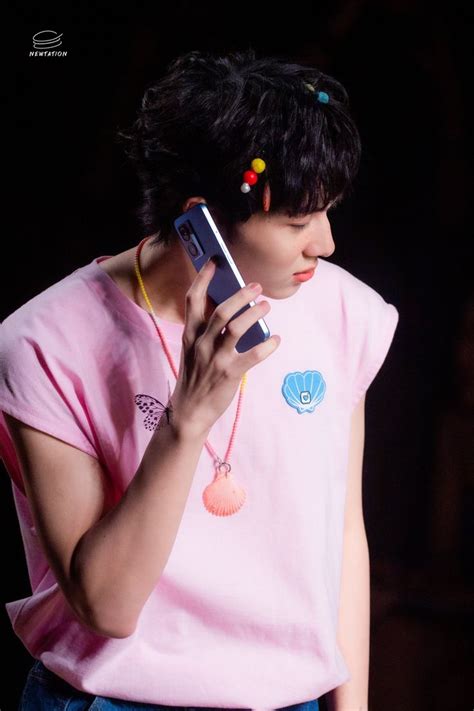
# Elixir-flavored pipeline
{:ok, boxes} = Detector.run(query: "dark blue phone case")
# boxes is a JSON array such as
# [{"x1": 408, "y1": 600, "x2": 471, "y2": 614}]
[{"x1": 173, "y1": 203, "x2": 271, "y2": 353}]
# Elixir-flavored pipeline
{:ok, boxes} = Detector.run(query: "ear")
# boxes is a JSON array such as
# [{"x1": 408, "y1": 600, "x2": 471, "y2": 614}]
[{"x1": 182, "y1": 197, "x2": 207, "y2": 212}]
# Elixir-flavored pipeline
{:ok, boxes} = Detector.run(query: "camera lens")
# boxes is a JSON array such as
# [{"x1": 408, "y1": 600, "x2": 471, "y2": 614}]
[{"x1": 178, "y1": 224, "x2": 191, "y2": 240}]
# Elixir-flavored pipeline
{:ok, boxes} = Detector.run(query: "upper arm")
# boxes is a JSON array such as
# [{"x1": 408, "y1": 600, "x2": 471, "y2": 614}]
[
  {"x1": 3, "y1": 411, "x2": 108, "y2": 629},
  {"x1": 344, "y1": 394, "x2": 366, "y2": 531}
]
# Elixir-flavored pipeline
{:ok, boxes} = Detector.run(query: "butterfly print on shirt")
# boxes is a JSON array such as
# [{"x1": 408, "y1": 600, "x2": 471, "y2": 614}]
[{"x1": 134, "y1": 381, "x2": 173, "y2": 431}]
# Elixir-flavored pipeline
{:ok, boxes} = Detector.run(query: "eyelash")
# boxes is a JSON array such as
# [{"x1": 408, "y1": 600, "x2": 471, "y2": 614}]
[{"x1": 290, "y1": 201, "x2": 341, "y2": 229}]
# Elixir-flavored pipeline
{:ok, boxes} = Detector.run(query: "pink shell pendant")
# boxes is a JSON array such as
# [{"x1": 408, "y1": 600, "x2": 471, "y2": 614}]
[{"x1": 203, "y1": 465, "x2": 247, "y2": 517}]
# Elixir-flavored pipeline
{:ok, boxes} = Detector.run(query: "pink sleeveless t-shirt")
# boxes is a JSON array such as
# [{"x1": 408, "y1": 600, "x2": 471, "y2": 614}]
[{"x1": 0, "y1": 253, "x2": 399, "y2": 708}]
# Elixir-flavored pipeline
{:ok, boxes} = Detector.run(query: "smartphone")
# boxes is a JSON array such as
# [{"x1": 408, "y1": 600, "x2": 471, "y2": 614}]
[{"x1": 173, "y1": 203, "x2": 271, "y2": 353}]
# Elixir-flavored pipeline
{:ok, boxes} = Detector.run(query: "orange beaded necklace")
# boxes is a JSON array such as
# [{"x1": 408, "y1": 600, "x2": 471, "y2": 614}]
[{"x1": 134, "y1": 236, "x2": 248, "y2": 517}]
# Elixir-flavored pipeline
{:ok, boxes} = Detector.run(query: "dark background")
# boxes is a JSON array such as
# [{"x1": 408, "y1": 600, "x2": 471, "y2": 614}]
[{"x1": 3, "y1": 1, "x2": 473, "y2": 709}]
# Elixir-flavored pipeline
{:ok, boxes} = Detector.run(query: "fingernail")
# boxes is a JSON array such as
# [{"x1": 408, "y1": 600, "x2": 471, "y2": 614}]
[{"x1": 248, "y1": 282, "x2": 261, "y2": 291}]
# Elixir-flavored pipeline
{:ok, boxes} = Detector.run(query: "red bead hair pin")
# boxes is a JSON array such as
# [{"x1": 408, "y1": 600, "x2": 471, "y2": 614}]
[{"x1": 240, "y1": 157, "x2": 271, "y2": 212}]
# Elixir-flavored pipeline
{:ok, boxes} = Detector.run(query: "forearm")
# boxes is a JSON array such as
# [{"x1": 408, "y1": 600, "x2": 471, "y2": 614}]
[
  {"x1": 70, "y1": 412, "x2": 209, "y2": 638},
  {"x1": 327, "y1": 524, "x2": 370, "y2": 711}
]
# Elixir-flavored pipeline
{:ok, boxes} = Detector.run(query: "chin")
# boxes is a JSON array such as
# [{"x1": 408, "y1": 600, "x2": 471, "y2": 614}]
[{"x1": 262, "y1": 283, "x2": 300, "y2": 300}]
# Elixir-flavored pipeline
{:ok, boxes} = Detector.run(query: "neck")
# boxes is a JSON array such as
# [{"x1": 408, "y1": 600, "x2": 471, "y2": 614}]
[{"x1": 137, "y1": 237, "x2": 196, "y2": 325}]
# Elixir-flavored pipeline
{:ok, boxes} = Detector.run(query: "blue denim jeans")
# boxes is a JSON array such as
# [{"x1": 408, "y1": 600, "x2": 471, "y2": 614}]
[{"x1": 19, "y1": 659, "x2": 320, "y2": 711}]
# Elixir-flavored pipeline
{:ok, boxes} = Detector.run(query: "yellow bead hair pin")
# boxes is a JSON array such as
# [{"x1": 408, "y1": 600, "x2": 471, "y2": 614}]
[{"x1": 240, "y1": 157, "x2": 271, "y2": 212}]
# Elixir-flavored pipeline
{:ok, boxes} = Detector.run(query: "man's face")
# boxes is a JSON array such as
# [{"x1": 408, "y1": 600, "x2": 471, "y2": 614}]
[{"x1": 224, "y1": 207, "x2": 336, "y2": 299}]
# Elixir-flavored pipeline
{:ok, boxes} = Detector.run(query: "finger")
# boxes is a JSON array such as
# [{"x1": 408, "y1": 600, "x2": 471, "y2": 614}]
[
  {"x1": 183, "y1": 257, "x2": 216, "y2": 343},
  {"x1": 204, "y1": 282, "x2": 262, "y2": 343},
  {"x1": 238, "y1": 331, "x2": 281, "y2": 368},
  {"x1": 218, "y1": 299, "x2": 271, "y2": 356}
]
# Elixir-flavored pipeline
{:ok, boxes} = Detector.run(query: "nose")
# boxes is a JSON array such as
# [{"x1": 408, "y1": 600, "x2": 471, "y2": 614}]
[
  {"x1": 322, "y1": 237, "x2": 336, "y2": 257},
  {"x1": 305, "y1": 216, "x2": 336, "y2": 258}
]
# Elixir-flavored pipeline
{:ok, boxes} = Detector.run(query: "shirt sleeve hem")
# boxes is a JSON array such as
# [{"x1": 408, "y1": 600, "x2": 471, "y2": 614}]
[
  {"x1": 0, "y1": 399, "x2": 99, "y2": 461},
  {"x1": 351, "y1": 303, "x2": 399, "y2": 411}
]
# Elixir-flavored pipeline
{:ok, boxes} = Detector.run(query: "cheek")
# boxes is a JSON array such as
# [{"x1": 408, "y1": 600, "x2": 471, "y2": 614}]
[
  {"x1": 230, "y1": 228, "x2": 295, "y2": 269},
  {"x1": 251, "y1": 232, "x2": 292, "y2": 259},
  {"x1": 260, "y1": 239, "x2": 294, "y2": 268}
]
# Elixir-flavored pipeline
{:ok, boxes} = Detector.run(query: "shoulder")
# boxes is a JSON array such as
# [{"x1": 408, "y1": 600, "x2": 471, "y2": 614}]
[
  {"x1": 318, "y1": 257, "x2": 391, "y2": 305},
  {"x1": 1, "y1": 261, "x2": 102, "y2": 356},
  {"x1": 315, "y1": 259, "x2": 399, "y2": 401},
  {"x1": 317, "y1": 258, "x2": 399, "y2": 331}
]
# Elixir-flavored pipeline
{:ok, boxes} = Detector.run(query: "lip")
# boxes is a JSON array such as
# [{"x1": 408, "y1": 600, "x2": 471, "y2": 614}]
[
  {"x1": 293, "y1": 268, "x2": 316, "y2": 283},
  {"x1": 293, "y1": 262, "x2": 318, "y2": 275}
]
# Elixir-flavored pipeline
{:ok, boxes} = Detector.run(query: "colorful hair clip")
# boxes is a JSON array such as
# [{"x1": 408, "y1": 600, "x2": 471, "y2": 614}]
[
  {"x1": 303, "y1": 82, "x2": 330, "y2": 104},
  {"x1": 262, "y1": 180, "x2": 271, "y2": 212},
  {"x1": 240, "y1": 157, "x2": 266, "y2": 194}
]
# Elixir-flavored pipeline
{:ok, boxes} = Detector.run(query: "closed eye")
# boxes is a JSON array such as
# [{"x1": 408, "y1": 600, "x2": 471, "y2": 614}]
[{"x1": 289, "y1": 199, "x2": 341, "y2": 228}]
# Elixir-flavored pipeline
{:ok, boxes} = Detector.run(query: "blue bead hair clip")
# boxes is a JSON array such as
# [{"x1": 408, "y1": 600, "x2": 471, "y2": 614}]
[{"x1": 303, "y1": 83, "x2": 330, "y2": 103}]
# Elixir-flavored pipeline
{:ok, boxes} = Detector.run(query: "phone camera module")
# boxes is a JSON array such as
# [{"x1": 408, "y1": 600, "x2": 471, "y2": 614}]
[
  {"x1": 177, "y1": 219, "x2": 204, "y2": 261},
  {"x1": 178, "y1": 224, "x2": 191, "y2": 240}
]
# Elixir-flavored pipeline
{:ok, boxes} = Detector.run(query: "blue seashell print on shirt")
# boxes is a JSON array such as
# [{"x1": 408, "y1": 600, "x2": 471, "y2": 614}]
[{"x1": 281, "y1": 370, "x2": 326, "y2": 414}]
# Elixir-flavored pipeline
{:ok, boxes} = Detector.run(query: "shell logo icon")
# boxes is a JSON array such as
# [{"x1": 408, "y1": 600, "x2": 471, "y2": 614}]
[{"x1": 32, "y1": 30, "x2": 63, "y2": 49}]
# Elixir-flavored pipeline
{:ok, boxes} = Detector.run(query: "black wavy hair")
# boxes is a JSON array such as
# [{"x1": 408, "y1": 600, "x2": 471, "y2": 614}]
[{"x1": 116, "y1": 47, "x2": 362, "y2": 247}]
